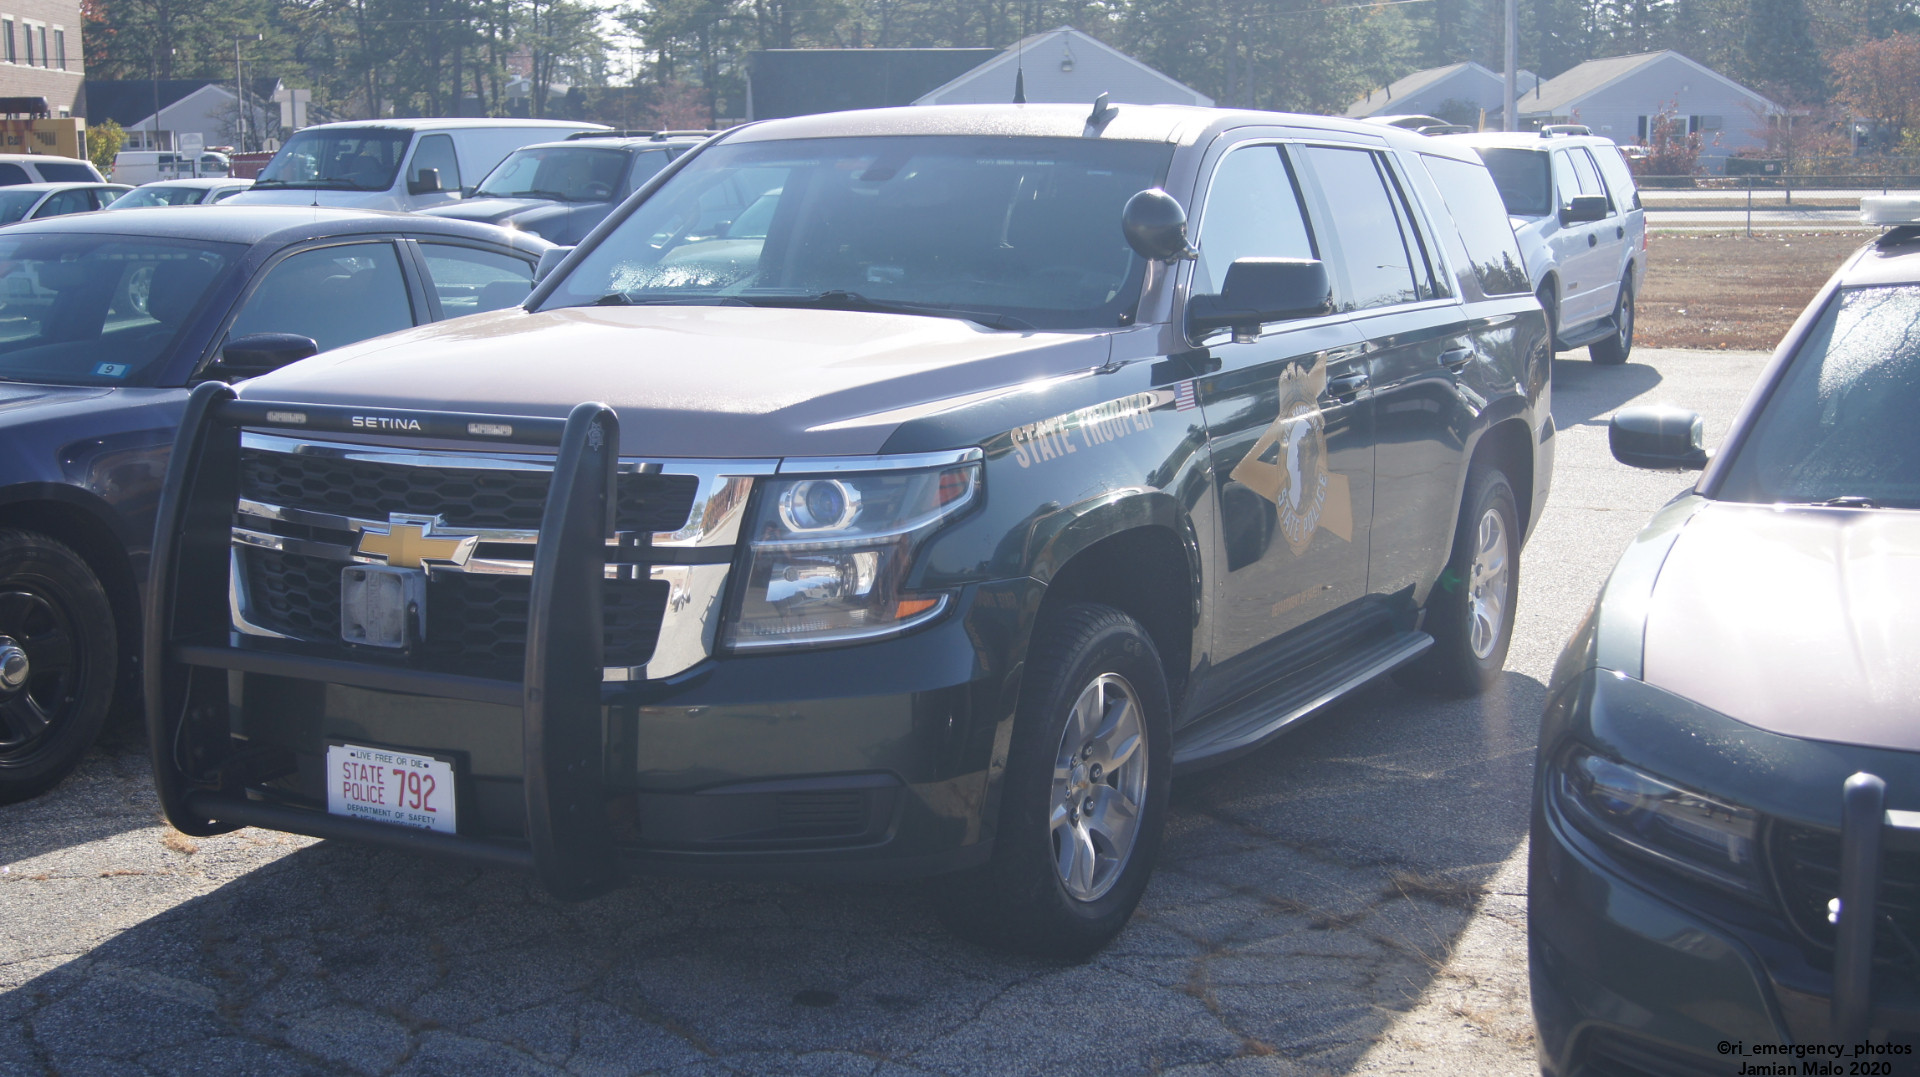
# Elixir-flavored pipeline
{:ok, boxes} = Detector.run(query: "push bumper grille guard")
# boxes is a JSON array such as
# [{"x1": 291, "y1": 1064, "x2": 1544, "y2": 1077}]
[
  {"x1": 1832, "y1": 771, "x2": 1919, "y2": 1042},
  {"x1": 146, "y1": 382, "x2": 626, "y2": 897}
]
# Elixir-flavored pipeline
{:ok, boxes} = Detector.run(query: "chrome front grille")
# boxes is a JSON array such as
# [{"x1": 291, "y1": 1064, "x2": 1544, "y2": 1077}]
[
  {"x1": 229, "y1": 433, "x2": 774, "y2": 680},
  {"x1": 237, "y1": 446, "x2": 700, "y2": 533}
]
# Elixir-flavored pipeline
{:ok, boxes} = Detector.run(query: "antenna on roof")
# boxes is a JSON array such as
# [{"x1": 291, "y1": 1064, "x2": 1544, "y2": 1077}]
[
  {"x1": 1087, "y1": 92, "x2": 1116, "y2": 127},
  {"x1": 1013, "y1": 22, "x2": 1027, "y2": 103}
]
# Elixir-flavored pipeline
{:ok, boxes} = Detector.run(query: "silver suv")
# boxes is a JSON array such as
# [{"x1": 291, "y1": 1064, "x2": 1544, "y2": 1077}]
[{"x1": 1439, "y1": 128, "x2": 1645, "y2": 365}]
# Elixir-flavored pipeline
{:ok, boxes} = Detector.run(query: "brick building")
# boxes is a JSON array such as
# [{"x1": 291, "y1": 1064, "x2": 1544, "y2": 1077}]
[{"x1": 0, "y1": 0, "x2": 81, "y2": 116}]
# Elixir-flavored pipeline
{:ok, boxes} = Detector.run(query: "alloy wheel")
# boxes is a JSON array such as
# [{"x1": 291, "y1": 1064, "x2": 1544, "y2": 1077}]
[
  {"x1": 1050, "y1": 672, "x2": 1149, "y2": 902},
  {"x1": 1466, "y1": 510, "x2": 1511, "y2": 660}
]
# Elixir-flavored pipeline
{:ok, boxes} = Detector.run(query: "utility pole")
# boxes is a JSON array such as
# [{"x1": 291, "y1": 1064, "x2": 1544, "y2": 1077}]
[
  {"x1": 236, "y1": 35, "x2": 244, "y2": 154},
  {"x1": 1503, "y1": 0, "x2": 1518, "y2": 131}
]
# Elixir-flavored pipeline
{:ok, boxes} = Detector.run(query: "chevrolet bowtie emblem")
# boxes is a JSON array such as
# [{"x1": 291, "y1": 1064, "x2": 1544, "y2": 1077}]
[{"x1": 355, "y1": 515, "x2": 477, "y2": 570}]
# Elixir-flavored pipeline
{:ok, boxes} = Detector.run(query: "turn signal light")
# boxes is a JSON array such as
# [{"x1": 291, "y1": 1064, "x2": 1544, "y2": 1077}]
[{"x1": 894, "y1": 597, "x2": 940, "y2": 619}]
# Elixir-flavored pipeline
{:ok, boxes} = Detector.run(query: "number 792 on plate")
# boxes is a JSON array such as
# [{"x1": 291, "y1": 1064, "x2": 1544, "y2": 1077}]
[{"x1": 326, "y1": 743, "x2": 456, "y2": 835}]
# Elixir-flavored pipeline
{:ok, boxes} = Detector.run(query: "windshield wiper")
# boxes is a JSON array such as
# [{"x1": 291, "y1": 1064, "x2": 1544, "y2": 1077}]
[
  {"x1": 741, "y1": 290, "x2": 1032, "y2": 330},
  {"x1": 1819, "y1": 495, "x2": 1881, "y2": 508},
  {"x1": 592, "y1": 293, "x2": 750, "y2": 307},
  {"x1": 252, "y1": 178, "x2": 368, "y2": 191},
  {"x1": 495, "y1": 189, "x2": 581, "y2": 202}
]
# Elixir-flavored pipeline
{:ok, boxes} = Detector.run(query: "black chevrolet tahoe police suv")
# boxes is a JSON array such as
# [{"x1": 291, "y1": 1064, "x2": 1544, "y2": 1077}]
[{"x1": 146, "y1": 103, "x2": 1551, "y2": 957}]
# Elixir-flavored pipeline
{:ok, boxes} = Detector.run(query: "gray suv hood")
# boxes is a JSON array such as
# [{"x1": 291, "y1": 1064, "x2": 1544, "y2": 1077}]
[
  {"x1": 238, "y1": 305, "x2": 1111, "y2": 458},
  {"x1": 1641, "y1": 501, "x2": 1920, "y2": 752}
]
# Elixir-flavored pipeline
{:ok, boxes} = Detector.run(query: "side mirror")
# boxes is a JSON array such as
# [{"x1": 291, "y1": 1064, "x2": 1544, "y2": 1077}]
[
  {"x1": 1560, "y1": 194, "x2": 1608, "y2": 224},
  {"x1": 1610, "y1": 405, "x2": 1708, "y2": 470},
  {"x1": 1188, "y1": 258, "x2": 1333, "y2": 341},
  {"x1": 533, "y1": 246, "x2": 574, "y2": 284},
  {"x1": 408, "y1": 167, "x2": 443, "y2": 196},
  {"x1": 212, "y1": 333, "x2": 320, "y2": 380},
  {"x1": 1122, "y1": 189, "x2": 1195, "y2": 263}
]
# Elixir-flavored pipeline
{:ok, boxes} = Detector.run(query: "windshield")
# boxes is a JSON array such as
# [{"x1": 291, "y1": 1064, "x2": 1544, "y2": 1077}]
[
  {"x1": 1476, "y1": 148, "x2": 1552, "y2": 217},
  {"x1": 478, "y1": 146, "x2": 628, "y2": 202},
  {"x1": 111, "y1": 186, "x2": 206, "y2": 209},
  {"x1": 255, "y1": 128, "x2": 412, "y2": 192},
  {"x1": 0, "y1": 234, "x2": 238, "y2": 386},
  {"x1": 0, "y1": 190, "x2": 39, "y2": 224},
  {"x1": 541, "y1": 135, "x2": 1173, "y2": 330},
  {"x1": 1717, "y1": 285, "x2": 1920, "y2": 508}
]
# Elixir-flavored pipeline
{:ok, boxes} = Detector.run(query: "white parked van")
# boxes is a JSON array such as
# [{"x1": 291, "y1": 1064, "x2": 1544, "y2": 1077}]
[
  {"x1": 227, "y1": 118, "x2": 608, "y2": 212},
  {"x1": 109, "y1": 151, "x2": 231, "y2": 185},
  {"x1": 0, "y1": 154, "x2": 104, "y2": 185}
]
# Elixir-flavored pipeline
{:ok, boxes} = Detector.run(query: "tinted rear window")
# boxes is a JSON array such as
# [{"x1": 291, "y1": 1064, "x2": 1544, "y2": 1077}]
[
  {"x1": 1475, "y1": 148, "x2": 1551, "y2": 218},
  {"x1": 0, "y1": 163, "x2": 29, "y2": 185},
  {"x1": 1421, "y1": 155, "x2": 1531, "y2": 296},
  {"x1": 35, "y1": 162, "x2": 97, "y2": 182}
]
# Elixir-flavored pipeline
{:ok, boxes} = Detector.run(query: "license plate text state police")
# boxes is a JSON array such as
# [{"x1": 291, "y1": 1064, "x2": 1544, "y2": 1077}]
[{"x1": 325, "y1": 744, "x2": 456, "y2": 834}]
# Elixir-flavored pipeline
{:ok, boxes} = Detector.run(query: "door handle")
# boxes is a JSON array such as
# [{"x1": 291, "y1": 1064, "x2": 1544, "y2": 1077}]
[
  {"x1": 1328, "y1": 372, "x2": 1369, "y2": 398},
  {"x1": 1616, "y1": 225, "x2": 1625, "y2": 239},
  {"x1": 1439, "y1": 346, "x2": 1474, "y2": 370},
  {"x1": 1588, "y1": 233, "x2": 1598, "y2": 247}
]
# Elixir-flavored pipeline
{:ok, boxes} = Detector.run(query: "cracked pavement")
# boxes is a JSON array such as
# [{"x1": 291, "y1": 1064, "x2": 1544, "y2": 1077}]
[{"x1": 1, "y1": 348, "x2": 1772, "y2": 1076}]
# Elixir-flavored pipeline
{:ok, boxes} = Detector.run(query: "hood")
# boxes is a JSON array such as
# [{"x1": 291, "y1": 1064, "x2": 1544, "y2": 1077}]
[
  {"x1": 0, "y1": 381, "x2": 110, "y2": 413},
  {"x1": 1641, "y1": 501, "x2": 1920, "y2": 752},
  {"x1": 422, "y1": 197, "x2": 567, "y2": 226},
  {"x1": 225, "y1": 188, "x2": 408, "y2": 211},
  {"x1": 238, "y1": 305, "x2": 1111, "y2": 458}
]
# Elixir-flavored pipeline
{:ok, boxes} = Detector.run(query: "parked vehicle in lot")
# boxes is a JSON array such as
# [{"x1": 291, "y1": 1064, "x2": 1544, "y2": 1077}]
[
  {"x1": 229, "y1": 119, "x2": 610, "y2": 213},
  {"x1": 0, "y1": 183, "x2": 132, "y2": 225},
  {"x1": 108, "y1": 178, "x2": 254, "y2": 209},
  {"x1": 1363, "y1": 114, "x2": 1470, "y2": 135},
  {"x1": 0, "y1": 154, "x2": 105, "y2": 185},
  {"x1": 147, "y1": 103, "x2": 1550, "y2": 957},
  {"x1": 1530, "y1": 200, "x2": 1920, "y2": 1071},
  {"x1": 1439, "y1": 128, "x2": 1645, "y2": 364},
  {"x1": 110, "y1": 150, "x2": 232, "y2": 185},
  {"x1": 0, "y1": 207, "x2": 550, "y2": 803},
  {"x1": 421, "y1": 132, "x2": 711, "y2": 244}
]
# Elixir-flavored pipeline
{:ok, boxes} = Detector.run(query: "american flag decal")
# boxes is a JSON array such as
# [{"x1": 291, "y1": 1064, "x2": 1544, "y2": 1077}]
[{"x1": 1174, "y1": 380, "x2": 1197, "y2": 411}]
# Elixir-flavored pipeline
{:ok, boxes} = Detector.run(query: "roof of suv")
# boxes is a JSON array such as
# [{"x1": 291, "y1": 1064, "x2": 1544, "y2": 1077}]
[
  {"x1": 724, "y1": 103, "x2": 1486, "y2": 162},
  {"x1": 511, "y1": 135, "x2": 708, "y2": 154},
  {"x1": 1837, "y1": 228, "x2": 1920, "y2": 288},
  {"x1": 1, "y1": 182, "x2": 130, "y2": 193},
  {"x1": 294, "y1": 118, "x2": 611, "y2": 134},
  {"x1": 1437, "y1": 130, "x2": 1622, "y2": 152},
  {"x1": 0, "y1": 204, "x2": 553, "y2": 250}
]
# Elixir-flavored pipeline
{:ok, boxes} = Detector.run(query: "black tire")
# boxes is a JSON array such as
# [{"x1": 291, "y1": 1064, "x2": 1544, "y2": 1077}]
[
  {"x1": 0, "y1": 529, "x2": 117, "y2": 804},
  {"x1": 1395, "y1": 469, "x2": 1519, "y2": 698},
  {"x1": 1589, "y1": 276, "x2": 1634, "y2": 365},
  {"x1": 1537, "y1": 283, "x2": 1559, "y2": 354},
  {"x1": 934, "y1": 602, "x2": 1171, "y2": 960}
]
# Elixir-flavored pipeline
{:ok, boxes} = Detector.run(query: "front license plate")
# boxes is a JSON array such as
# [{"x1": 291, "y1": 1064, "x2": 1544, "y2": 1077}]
[{"x1": 326, "y1": 743, "x2": 456, "y2": 834}]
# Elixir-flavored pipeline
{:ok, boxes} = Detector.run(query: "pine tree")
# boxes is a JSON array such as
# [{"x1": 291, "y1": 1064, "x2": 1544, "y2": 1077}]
[{"x1": 1742, "y1": 0, "x2": 1827, "y2": 102}]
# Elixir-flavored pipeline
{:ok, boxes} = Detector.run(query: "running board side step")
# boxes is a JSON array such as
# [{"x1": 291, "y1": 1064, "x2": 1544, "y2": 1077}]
[
  {"x1": 1555, "y1": 315, "x2": 1619, "y2": 351},
  {"x1": 1171, "y1": 631, "x2": 1432, "y2": 773}
]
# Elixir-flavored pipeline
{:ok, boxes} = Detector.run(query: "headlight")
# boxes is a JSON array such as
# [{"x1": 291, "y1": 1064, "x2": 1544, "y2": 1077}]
[
  {"x1": 723, "y1": 463, "x2": 979, "y2": 650},
  {"x1": 1552, "y1": 748, "x2": 1762, "y2": 894}
]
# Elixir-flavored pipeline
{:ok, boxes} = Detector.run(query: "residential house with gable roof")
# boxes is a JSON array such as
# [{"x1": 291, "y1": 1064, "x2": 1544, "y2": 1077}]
[
  {"x1": 1508, "y1": 50, "x2": 1778, "y2": 164},
  {"x1": 1346, "y1": 61, "x2": 1526, "y2": 127}
]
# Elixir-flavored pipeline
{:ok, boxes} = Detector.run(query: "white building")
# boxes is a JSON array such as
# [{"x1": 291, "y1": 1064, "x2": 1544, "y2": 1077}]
[
  {"x1": 1347, "y1": 61, "x2": 1530, "y2": 125},
  {"x1": 1509, "y1": 51, "x2": 1779, "y2": 162},
  {"x1": 913, "y1": 28, "x2": 1212, "y2": 108},
  {"x1": 83, "y1": 78, "x2": 288, "y2": 152}
]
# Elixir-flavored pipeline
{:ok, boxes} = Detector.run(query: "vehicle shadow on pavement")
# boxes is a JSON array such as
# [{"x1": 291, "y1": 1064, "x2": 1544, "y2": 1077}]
[
  {"x1": 0, "y1": 717, "x2": 164, "y2": 867},
  {"x1": 1550, "y1": 357, "x2": 1664, "y2": 429},
  {"x1": 1, "y1": 670, "x2": 1545, "y2": 1076}
]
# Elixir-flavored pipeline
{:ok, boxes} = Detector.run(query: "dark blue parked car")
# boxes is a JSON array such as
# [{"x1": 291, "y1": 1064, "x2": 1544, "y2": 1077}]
[{"x1": 0, "y1": 206, "x2": 550, "y2": 802}]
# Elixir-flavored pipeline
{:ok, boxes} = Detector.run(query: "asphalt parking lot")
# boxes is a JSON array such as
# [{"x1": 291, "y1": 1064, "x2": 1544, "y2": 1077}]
[{"x1": 1, "y1": 346, "x2": 1773, "y2": 1077}]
